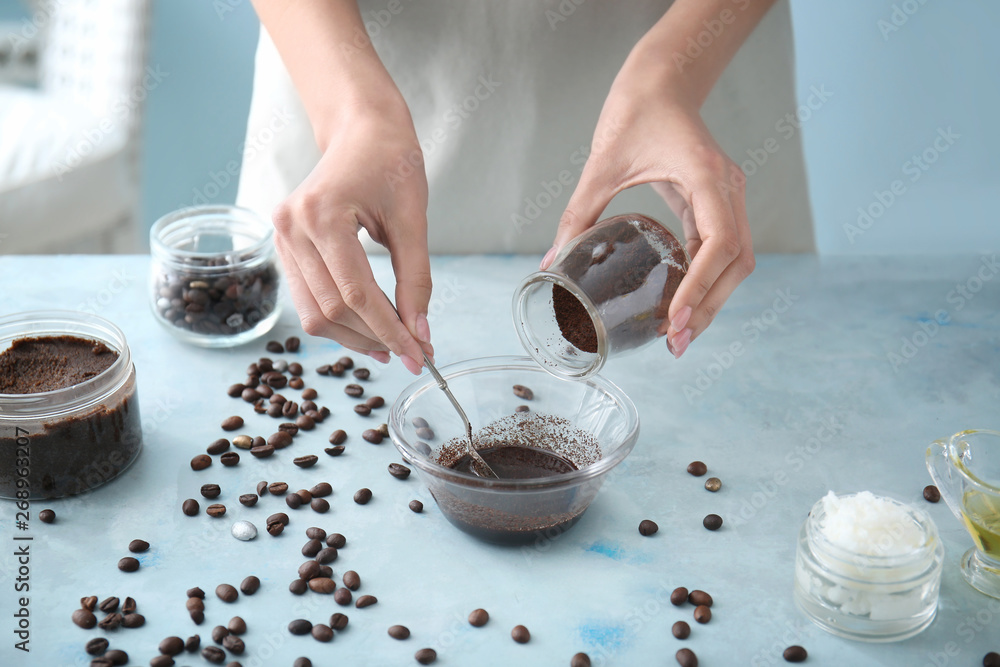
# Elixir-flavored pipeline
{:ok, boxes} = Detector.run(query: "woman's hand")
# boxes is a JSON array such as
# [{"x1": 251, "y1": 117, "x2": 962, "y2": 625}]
[{"x1": 272, "y1": 99, "x2": 433, "y2": 374}]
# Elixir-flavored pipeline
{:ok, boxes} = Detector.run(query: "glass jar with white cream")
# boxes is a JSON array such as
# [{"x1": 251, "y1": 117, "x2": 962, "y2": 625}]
[{"x1": 793, "y1": 491, "x2": 944, "y2": 642}]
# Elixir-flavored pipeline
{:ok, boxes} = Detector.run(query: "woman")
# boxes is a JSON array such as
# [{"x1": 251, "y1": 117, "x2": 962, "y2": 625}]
[{"x1": 236, "y1": 0, "x2": 814, "y2": 373}]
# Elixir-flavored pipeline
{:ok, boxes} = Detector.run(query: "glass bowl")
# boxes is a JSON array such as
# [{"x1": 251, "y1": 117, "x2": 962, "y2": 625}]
[{"x1": 389, "y1": 356, "x2": 640, "y2": 545}]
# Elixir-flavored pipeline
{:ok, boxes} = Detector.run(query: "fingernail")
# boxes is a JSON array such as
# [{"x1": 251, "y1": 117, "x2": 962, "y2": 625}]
[
  {"x1": 671, "y1": 306, "x2": 692, "y2": 333},
  {"x1": 540, "y1": 246, "x2": 558, "y2": 270},
  {"x1": 671, "y1": 328, "x2": 692, "y2": 358},
  {"x1": 370, "y1": 351, "x2": 391, "y2": 364},
  {"x1": 415, "y1": 313, "x2": 431, "y2": 343},
  {"x1": 400, "y1": 354, "x2": 423, "y2": 375}
]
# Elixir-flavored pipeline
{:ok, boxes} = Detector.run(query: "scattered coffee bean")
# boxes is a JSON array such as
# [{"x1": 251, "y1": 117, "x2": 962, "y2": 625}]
[
  {"x1": 266, "y1": 522, "x2": 284, "y2": 537},
  {"x1": 468, "y1": 608, "x2": 489, "y2": 626},
  {"x1": 511, "y1": 625, "x2": 531, "y2": 643},
  {"x1": 294, "y1": 455, "x2": 319, "y2": 468},
  {"x1": 201, "y1": 484, "x2": 222, "y2": 499},
  {"x1": 638, "y1": 519, "x2": 658, "y2": 536},
  {"x1": 267, "y1": 512, "x2": 290, "y2": 529},
  {"x1": 704, "y1": 477, "x2": 722, "y2": 492},
  {"x1": 207, "y1": 439, "x2": 230, "y2": 455},
  {"x1": 269, "y1": 482, "x2": 288, "y2": 495},
  {"x1": 255, "y1": 480, "x2": 268, "y2": 495},
  {"x1": 311, "y1": 623, "x2": 333, "y2": 642},
  {"x1": 313, "y1": 547, "x2": 337, "y2": 565},
  {"x1": 366, "y1": 396, "x2": 385, "y2": 409},
  {"x1": 98, "y1": 612, "x2": 122, "y2": 630},
  {"x1": 354, "y1": 488, "x2": 372, "y2": 504},
  {"x1": 316, "y1": 364, "x2": 331, "y2": 375},
  {"x1": 293, "y1": 658, "x2": 312, "y2": 667},
  {"x1": 81, "y1": 595, "x2": 98, "y2": 611},
  {"x1": 185, "y1": 635, "x2": 200, "y2": 652},
  {"x1": 182, "y1": 499, "x2": 200, "y2": 516},
  {"x1": 86, "y1": 637, "x2": 109, "y2": 655},
  {"x1": 98, "y1": 596, "x2": 120, "y2": 612},
  {"x1": 282, "y1": 401, "x2": 299, "y2": 418},
  {"x1": 266, "y1": 341, "x2": 284, "y2": 353},
  {"x1": 191, "y1": 455, "x2": 212, "y2": 471},
  {"x1": 118, "y1": 557, "x2": 140, "y2": 572},
  {"x1": 221, "y1": 416, "x2": 244, "y2": 432},
  {"x1": 409, "y1": 500, "x2": 423, "y2": 513},
  {"x1": 289, "y1": 579, "x2": 307, "y2": 595},
  {"x1": 344, "y1": 384, "x2": 364, "y2": 398},
  {"x1": 250, "y1": 444, "x2": 275, "y2": 458},
  {"x1": 672, "y1": 620, "x2": 691, "y2": 639},
  {"x1": 186, "y1": 599, "x2": 205, "y2": 615},
  {"x1": 104, "y1": 649, "x2": 129, "y2": 665},
  {"x1": 289, "y1": 619, "x2": 313, "y2": 635},
  {"x1": 688, "y1": 590, "x2": 713, "y2": 607},
  {"x1": 388, "y1": 463, "x2": 411, "y2": 480},
  {"x1": 285, "y1": 336, "x2": 300, "y2": 352},
  {"x1": 783, "y1": 646, "x2": 808, "y2": 663},
  {"x1": 693, "y1": 605, "x2": 712, "y2": 624},
  {"x1": 311, "y1": 498, "x2": 330, "y2": 513},
  {"x1": 361, "y1": 428, "x2": 383, "y2": 444},
  {"x1": 329, "y1": 613, "x2": 349, "y2": 630},
  {"x1": 415, "y1": 648, "x2": 437, "y2": 664},
  {"x1": 687, "y1": 461, "x2": 707, "y2": 476},
  {"x1": 332, "y1": 589, "x2": 352, "y2": 607},
  {"x1": 189, "y1": 609, "x2": 205, "y2": 625},
  {"x1": 206, "y1": 504, "x2": 227, "y2": 518},
  {"x1": 334, "y1": 569, "x2": 357, "y2": 590},
  {"x1": 325, "y1": 446, "x2": 346, "y2": 456},
  {"x1": 415, "y1": 441, "x2": 432, "y2": 456},
  {"x1": 158, "y1": 636, "x2": 185, "y2": 656},
  {"x1": 670, "y1": 587, "x2": 689, "y2": 606},
  {"x1": 328, "y1": 362, "x2": 346, "y2": 376},
  {"x1": 327, "y1": 533, "x2": 347, "y2": 548},
  {"x1": 238, "y1": 576, "x2": 260, "y2": 596},
  {"x1": 515, "y1": 405, "x2": 530, "y2": 413},
  {"x1": 384, "y1": 624, "x2": 409, "y2": 639},
  {"x1": 306, "y1": 527, "x2": 327, "y2": 540},
  {"x1": 121, "y1": 596, "x2": 136, "y2": 613},
  {"x1": 703, "y1": 514, "x2": 723, "y2": 531},
  {"x1": 222, "y1": 634, "x2": 245, "y2": 654},
  {"x1": 241, "y1": 387, "x2": 260, "y2": 403},
  {"x1": 676, "y1": 648, "x2": 698, "y2": 667},
  {"x1": 227, "y1": 383, "x2": 245, "y2": 397},
  {"x1": 571, "y1": 653, "x2": 592, "y2": 667},
  {"x1": 296, "y1": 414, "x2": 315, "y2": 430},
  {"x1": 307, "y1": 484, "x2": 331, "y2": 500},
  {"x1": 308, "y1": 577, "x2": 337, "y2": 594},
  {"x1": 232, "y1": 435, "x2": 253, "y2": 450},
  {"x1": 267, "y1": 403, "x2": 283, "y2": 417},
  {"x1": 412, "y1": 417, "x2": 430, "y2": 429},
  {"x1": 231, "y1": 520, "x2": 258, "y2": 541},
  {"x1": 415, "y1": 426, "x2": 435, "y2": 440},
  {"x1": 33, "y1": 507, "x2": 55, "y2": 523},
  {"x1": 188, "y1": 586, "x2": 206, "y2": 599},
  {"x1": 211, "y1": 625, "x2": 230, "y2": 643},
  {"x1": 286, "y1": 493, "x2": 303, "y2": 510},
  {"x1": 923, "y1": 485, "x2": 941, "y2": 503},
  {"x1": 216, "y1": 584, "x2": 238, "y2": 602},
  {"x1": 302, "y1": 539, "x2": 323, "y2": 558},
  {"x1": 326, "y1": 430, "x2": 348, "y2": 446},
  {"x1": 512, "y1": 384, "x2": 534, "y2": 400},
  {"x1": 287, "y1": 361, "x2": 303, "y2": 375},
  {"x1": 218, "y1": 451, "x2": 240, "y2": 467},
  {"x1": 378, "y1": 422, "x2": 389, "y2": 437},
  {"x1": 333, "y1": 355, "x2": 352, "y2": 369},
  {"x1": 238, "y1": 494, "x2": 259, "y2": 508},
  {"x1": 984, "y1": 653, "x2": 1000, "y2": 667},
  {"x1": 72, "y1": 608, "x2": 97, "y2": 628},
  {"x1": 201, "y1": 646, "x2": 226, "y2": 664},
  {"x1": 278, "y1": 422, "x2": 299, "y2": 435},
  {"x1": 353, "y1": 404, "x2": 371, "y2": 416},
  {"x1": 356, "y1": 594, "x2": 377, "y2": 608}
]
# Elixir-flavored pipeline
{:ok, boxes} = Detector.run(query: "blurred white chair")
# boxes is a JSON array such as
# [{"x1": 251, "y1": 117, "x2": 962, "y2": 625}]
[{"x1": 0, "y1": 0, "x2": 151, "y2": 253}]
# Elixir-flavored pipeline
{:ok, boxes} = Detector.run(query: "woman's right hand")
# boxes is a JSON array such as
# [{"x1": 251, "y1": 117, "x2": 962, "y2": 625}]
[{"x1": 271, "y1": 97, "x2": 433, "y2": 374}]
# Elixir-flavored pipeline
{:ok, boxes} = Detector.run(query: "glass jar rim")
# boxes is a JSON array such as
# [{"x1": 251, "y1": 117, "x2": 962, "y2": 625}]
[
  {"x1": 0, "y1": 310, "x2": 133, "y2": 418},
  {"x1": 150, "y1": 205, "x2": 273, "y2": 270}
]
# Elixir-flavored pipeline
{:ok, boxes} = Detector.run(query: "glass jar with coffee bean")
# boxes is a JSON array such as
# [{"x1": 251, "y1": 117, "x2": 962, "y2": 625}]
[{"x1": 150, "y1": 205, "x2": 281, "y2": 347}]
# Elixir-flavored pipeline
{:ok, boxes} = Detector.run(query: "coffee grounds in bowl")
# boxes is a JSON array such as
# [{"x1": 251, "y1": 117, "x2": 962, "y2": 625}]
[{"x1": 0, "y1": 336, "x2": 117, "y2": 394}]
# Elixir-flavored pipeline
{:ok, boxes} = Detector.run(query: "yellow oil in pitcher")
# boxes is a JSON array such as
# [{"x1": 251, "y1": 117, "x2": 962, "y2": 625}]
[{"x1": 962, "y1": 488, "x2": 1000, "y2": 561}]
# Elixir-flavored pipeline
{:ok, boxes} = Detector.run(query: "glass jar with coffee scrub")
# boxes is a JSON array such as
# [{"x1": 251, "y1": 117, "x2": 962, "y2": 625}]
[
  {"x1": 150, "y1": 205, "x2": 281, "y2": 347},
  {"x1": 512, "y1": 213, "x2": 689, "y2": 380},
  {"x1": 0, "y1": 311, "x2": 143, "y2": 499}
]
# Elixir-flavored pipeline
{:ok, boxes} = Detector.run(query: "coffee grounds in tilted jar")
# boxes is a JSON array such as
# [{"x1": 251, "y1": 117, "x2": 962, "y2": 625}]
[{"x1": 552, "y1": 214, "x2": 687, "y2": 353}]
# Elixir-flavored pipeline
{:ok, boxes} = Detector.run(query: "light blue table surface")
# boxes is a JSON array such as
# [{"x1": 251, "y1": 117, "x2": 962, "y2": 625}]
[{"x1": 1, "y1": 254, "x2": 999, "y2": 667}]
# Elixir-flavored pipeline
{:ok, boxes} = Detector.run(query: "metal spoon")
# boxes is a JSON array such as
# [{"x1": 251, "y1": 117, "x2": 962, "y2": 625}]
[{"x1": 383, "y1": 296, "x2": 499, "y2": 479}]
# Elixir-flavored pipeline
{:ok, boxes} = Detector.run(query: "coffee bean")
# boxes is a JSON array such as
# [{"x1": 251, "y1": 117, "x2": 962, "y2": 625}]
[
  {"x1": 211, "y1": 625, "x2": 230, "y2": 643},
  {"x1": 511, "y1": 625, "x2": 530, "y2": 643},
  {"x1": 378, "y1": 422, "x2": 390, "y2": 437},
  {"x1": 282, "y1": 401, "x2": 299, "y2": 418},
  {"x1": 191, "y1": 455, "x2": 212, "y2": 471},
  {"x1": 269, "y1": 482, "x2": 288, "y2": 495},
  {"x1": 188, "y1": 586, "x2": 206, "y2": 599},
  {"x1": 121, "y1": 614, "x2": 143, "y2": 629},
  {"x1": 29, "y1": 507, "x2": 53, "y2": 524},
  {"x1": 704, "y1": 477, "x2": 722, "y2": 492},
  {"x1": 676, "y1": 648, "x2": 698, "y2": 667},
  {"x1": 687, "y1": 461, "x2": 707, "y2": 476},
  {"x1": 331, "y1": 569, "x2": 356, "y2": 590},
  {"x1": 302, "y1": 539, "x2": 323, "y2": 558},
  {"x1": 221, "y1": 416, "x2": 244, "y2": 432},
  {"x1": 288, "y1": 361, "x2": 303, "y2": 376},
  {"x1": 86, "y1": 637, "x2": 109, "y2": 655},
  {"x1": 353, "y1": 404, "x2": 371, "y2": 416},
  {"x1": 182, "y1": 498, "x2": 200, "y2": 516},
  {"x1": 688, "y1": 590, "x2": 713, "y2": 607},
  {"x1": 216, "y1": 584, "x2": 238, "y2": 602},
  {"x1": 308, "y1": 577, "x2": 337, "y2": 594},
  {"x1": 703, "y1": 514, "x2": 723, "y2": 531},
  {"x1": 118, "y1": 557, "x2": 140, "y2": 572},
  {"x1": 984, "y1": 653, "x2": 1000, "y2": 667},
  {"x1": 693, "y1": 605, "x2": 711, "y2": 624},
  {"x1": 355, "y1": 429, "x2": 382, "y2": 445},
  {"x1": 354, "y1": 488, "x2": 372, "y2": 504},
  {"x1": 288, "y1": 619, "x2": 313, "y2": 635},
  {"x1": 923, "y1": 485, "x2": 941, "y2": 503},
  {"x1": 325, "y1": 613, "x2": 347, "y2": 631},
  {"x1": 232, "y1": 435, "x2": 253, "y2": 450},
  {"x1": 344, "y1": 384, "x2": 364, "y2": 398},
  {"x1": 310, "y1": 498, "x2": 330, "y2": 513},
  {"x1": 322, "y1": 430, "x2": 346, "y2": 447},
  {"x1": 388, "y1": 463, "x2": 411, "y2": 480},
  {"x1": 266, "y1": 341, "x2": 284, "y2": 353},
  {"x1": 303, "y1": 528, "x2": 325, "y2": 542},
  {"x1": 241, "y1": 387, "x2": 260, "y2": 403},
  {"x1": 235, "y1": 494, "x2": 257, "y2": 509},
  {"x1": 72, "y1": 608, "x2": 97, "y2": 628},
  {"x1": 366, "y1": 396, "x2": 385, "y2": 409},
  {"x1": 298, "y1": 560, "x2": 321, "y2": 580},
  {"x1": 415, "y1": 426, "x2": 435, "y2": 440},
  {"x1": 412, "y1": 417, "x2": 430, "y2": 429},
  {"x1": 266, "y1": 403, "x2": 283, "y2": 418},
  {"x1": 516, "y1": 405, "x2": 530, "y2": 413},
  {"x1": 253, "y1": 398, "x2": 268, "y2": 413},
  {"x1": 387, "y1": 624, "x2": 410, "y2": 639},
  {"x1": 186, "y1": 599, "x2": 205, "y2": 616},
  {"x1": 298, "y1": 488, "x2": 314, "y2": 501},
  {"x1": 227, "y1": 383, "x2": 245, "y2": 398},
  {"x1": 98, "y1": 612, "x2": 122, "y2": 630},
  {"x1": 104, "y1": 649, "x2": 129, "y2": 665},
  {"x1": 292, "y1": 658, "x2": 312, "y2": 667},
  {"x1": 99, "y1": 596, "x2": 120, "y2": 612},
  {"x1": 415, "y1": 648, "x2": 437, "y2": 664},
  {"x1": 250, "y1": 444, "x2": 275, "y2": 458},
  {"x1": 317, "y1": 364, "x2": 331, "y2": 375},
  {"x1": 409, "y1": 500, "x2": 423, "y2": 513},
  {"x1": 512, "y1": 385, "x2": 534, "y2": 400},
  {"x1": 327, "y1": 533, "x2": 346, "y2": 548},
  {"x1": 254, "y1": 480, "x2": 268, "y2": 495},
  {"x1": 206, "y1": 504, "x2": 227, "y2": 518},
  {"x1": 670, "y1": 587, "x2": 688, "y2": 606},
  {"x1": 672, "y1": 620, "x2": 691, "y2": 639},
  {"x1": 220, "y1": 451, "x2": 240, "y2": 466},
  {"x1": 334, "y1": 588, "x2": 352, "y2": 606},
  {"x1": 638, "y1": 519, "x2": 658, "y2": 536},
  {"x1": 300, "y1": 391, "x2": 318, "y2": 406},
  {"x1": 294, "y1": 454, "x2": 319, "y2": 468},
  {"x1": 124, "y1": 597, "x2": 139, "y2": 615},
  {"x1": 306, "y1": 485, "x2": 331, "y2": 501},
  {"x1": 185, "y1": 635, "x2": 200, "y2": 652},
  {"x1": 207, "y1": 438, "x2": 230, "y2": 455},
  {"x1": 222, "y1": 635, "x2": 245, "y2": 654},
  {"x1": 267, "y1": 512, "x2": 289, "y2": 528},
  {"x1": 201, "y1": 484, "x2": 222, "y2": 499},
  {"x1": 357, "y1": 594, "x2": 379, "y2": 609},
  {"x1": 284, "y1": 493, "x2": 302, "y2": 510},
  {"x1": 236, "y1": 576, "x2": 259, "y2": 597},
  {"x1": 783, "y1": 646, "x2": 808, "y2": 662},
  {"x1": 278, "y1": 422, "x2": 299, "y2": 435},
  {"x1": 289, "y1": 579, "x2": 307, "y2": 595},
  {"x1": 571, "y1": 653, "x2": 592, "y2": 667},
  {"x1": 327, "y1": 362, "x2": 345, "y2": 376},
  {"x1": 310, "y1": 623, "x2": 333, "y2": 642},
  {"x1": 265, "y1": 373, "x2": 287, "y2": 390},
  {"x1": 468, "y1": 608, "x2": 489, "y2": 626},
  {"x1": 157, "y1": 636, "x2": 184, "y2": 656},
  {"x1": 189, "y1": 609, "x2": 204, "y2": 624},
  {"x1": 292, "y1": 415, "x2": 313, "y2": 432},
  {"x1": 81, "y1": 595, "x2": 98, "y2": 611},
  {"x1": 310, "y1": 546, "x2": 336, "y2": 564},
  {"x1": 325, "y1": 446, "x2": 346, "y2": 456},
  {"x1": 201, "y1": 646, "x2": 225, "y2": 664},
  {"x1": 285, "y1": 336, "x2": 300, "y2": 352}
]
